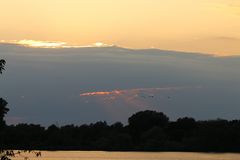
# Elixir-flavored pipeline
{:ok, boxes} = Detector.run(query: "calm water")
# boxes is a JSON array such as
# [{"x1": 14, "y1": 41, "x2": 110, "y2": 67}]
[{"x1": 13, "y1": 151, "x2": 240, "y2": 160}]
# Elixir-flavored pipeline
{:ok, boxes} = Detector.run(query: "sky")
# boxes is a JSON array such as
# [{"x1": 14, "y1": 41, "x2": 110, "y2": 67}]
[
  {"x1": 1, "y1": 44, "x2": 240, "y2": 126},
  {"x1": 0, "y1": 0, "x2": 240, "y2": 56}
]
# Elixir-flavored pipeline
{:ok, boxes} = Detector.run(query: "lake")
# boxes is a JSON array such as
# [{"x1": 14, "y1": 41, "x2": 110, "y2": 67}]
[{"x1": 13, "y1": 151, "x2": 240, "y2": 160}]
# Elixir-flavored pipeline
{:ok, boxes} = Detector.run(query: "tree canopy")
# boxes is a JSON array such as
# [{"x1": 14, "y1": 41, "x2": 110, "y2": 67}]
[
  {"x1": 0, "y1": 59, "x2": 8, "y2": 129},
  {"x1": 0, "y1": 59, "x2": 6, "y2": 74}
]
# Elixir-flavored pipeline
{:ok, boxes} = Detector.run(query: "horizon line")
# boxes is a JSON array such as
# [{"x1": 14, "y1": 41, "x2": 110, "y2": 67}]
[{"x1": 0, "y1": 39, "x2": 239, "y2": 57}]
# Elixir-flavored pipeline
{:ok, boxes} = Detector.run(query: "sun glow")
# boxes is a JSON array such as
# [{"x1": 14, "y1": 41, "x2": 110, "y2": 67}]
[
  {"x1": 17, "y1": 40, "x2": 67, "y2": 48},
  {"x1": 93, "y1": 42, "x2": 113, "y2": 47},
  {"x1": 0, "y1": 40, "x2": 114, "y2": 49},
  {"x1": 0, "y1": 40, "x2": 67, "y2": 48}
]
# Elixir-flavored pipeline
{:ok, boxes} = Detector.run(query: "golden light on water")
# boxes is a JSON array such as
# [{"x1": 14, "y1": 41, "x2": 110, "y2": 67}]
[{"x1": 12, "y1": 151, "x2": 240, "y2": 160}]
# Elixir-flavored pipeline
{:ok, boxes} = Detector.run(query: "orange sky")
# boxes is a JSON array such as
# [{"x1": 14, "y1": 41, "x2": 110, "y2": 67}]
[{"x1": 0, "y1": 0, "x2": 240, "y2": 55}]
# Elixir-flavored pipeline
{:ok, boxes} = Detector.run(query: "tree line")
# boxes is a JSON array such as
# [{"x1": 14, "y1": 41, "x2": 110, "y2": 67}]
[
  {"x1": 1, "y1": 110, "x2": 240, "y2": 152},
  {"x1": 1, "y1": 59, "x2": 240, "y2": 152}
]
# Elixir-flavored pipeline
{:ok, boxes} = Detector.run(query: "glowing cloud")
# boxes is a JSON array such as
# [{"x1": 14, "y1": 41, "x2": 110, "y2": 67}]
[
  {"x1": 80, "y1": 86, "x2": 202, "y2": 114},
  {"x1": 80, "y1": 87, "x2": 200, "y2": 97},
  {"x1": 0, "y1": 40, "x2": 67, "y2": 48},
  {"x1": 80, "y1": 90, "x2": 122, "y2": 96},
  {"x1": 0, "y1": 40, "x2": 114, "y2": 49},
  {"x1": 93, "y1": 42, "x2": 112, "y2": 47},
  {"x1": 17, "y1": 40, "x2": 67, "y2": 48}
]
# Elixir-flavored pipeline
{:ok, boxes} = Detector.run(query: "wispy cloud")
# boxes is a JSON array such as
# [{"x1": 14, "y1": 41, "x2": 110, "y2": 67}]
[
  {"x1": 80, "y1": 87, "x2": 200, "y2": 97},
  {"x1": 208, "y1": 0, "x2": 240, "y2": 15},
  {"x1": 80, "y1": 86, "x2": 202, "y2": 109},
  {"x1": 208, "y1": 36, "x2": 240, "y2": 41}
]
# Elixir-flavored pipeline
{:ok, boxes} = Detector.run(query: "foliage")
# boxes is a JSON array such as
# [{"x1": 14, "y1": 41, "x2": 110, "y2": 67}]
[
  {"x1": 128, "y1": 110, "x2": 169, "y2": 131},
  {"x1": 0, "y1": 150, "x2": 41, "y2": 160},
  {"x1": 0, "y1": 59, "x2": 5, "y2": 74},
  {"x1": 1, "y1": 110, "x2": 240, "y2": 152},
  {"x1": 0, "y1": 59, "x2": 8, "y2": 130},
  {"x1": 0, "y1": 98, "x2": 9, "y2": 130}
]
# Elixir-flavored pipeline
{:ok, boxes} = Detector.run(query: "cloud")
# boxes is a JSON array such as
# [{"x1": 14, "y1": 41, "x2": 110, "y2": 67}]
[
  {"x1": 80, "y1": 90, "x2": 121, "y2": 96},
  {"x1": 80, "y1": 87, "x2": 201, "y2": 97},
  {"x1": 211, "y1": 1, "x2": 240, "y2": 15},
  {"x1": 0, "y1": 40, "x2": 114, "y2": 49},
  {"x1": 209, "y1": 36, "x2": 240, "y2": 41},
  {"x1": 80, "y1": 86, "x2": 202, "y2": 109}
]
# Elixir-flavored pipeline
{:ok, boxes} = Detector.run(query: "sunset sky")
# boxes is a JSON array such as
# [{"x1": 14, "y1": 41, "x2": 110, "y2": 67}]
[{"x1": 1, "y1": 0, "x2": 240, "y2": 55}]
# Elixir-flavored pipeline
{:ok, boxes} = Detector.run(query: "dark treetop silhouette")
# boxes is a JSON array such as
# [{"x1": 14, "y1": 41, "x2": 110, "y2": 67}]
[
  {"x1": 0, "y1": 59, "x2": 11, "y2": 160},
  {"x1": 1, "y1": 109, "x2": 240, "y2": 152},
  {"x1": 0, "y1": 59, "x2": 8, "y2": 129}
]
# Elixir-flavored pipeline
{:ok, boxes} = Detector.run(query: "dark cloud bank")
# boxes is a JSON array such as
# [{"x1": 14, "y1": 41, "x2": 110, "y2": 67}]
[{"x1": 0, "y1": 43, "x2": 240, "y2": 126}]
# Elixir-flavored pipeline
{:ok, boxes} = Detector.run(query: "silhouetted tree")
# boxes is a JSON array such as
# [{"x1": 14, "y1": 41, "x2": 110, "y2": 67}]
[
  {"x1": 1, "y1": 107, "x2": 240, "y2": 152},
  {"x1": 0, "y1": 59, "x2": 8, "y2": 129},
  {"x1": 0, "y1": 98, "x2": 9, "y2": 129},
  {"x1": 140, "y1": 126, "x2": 167, "y2": 151},
  {"x1": 0, "y1": 59, "x2": 11, "y2": 160},
  {"x1": 0, "y1": 59, "x2": 5, "y2": 74},
  {"x1": 176, "y1": 117, "x2": 197, "y2": 130},
  {"x1": 128, "y1": 110, "x2": 169, "y2": 132}
]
